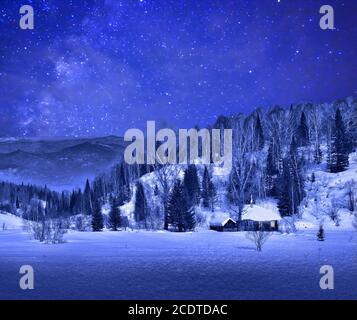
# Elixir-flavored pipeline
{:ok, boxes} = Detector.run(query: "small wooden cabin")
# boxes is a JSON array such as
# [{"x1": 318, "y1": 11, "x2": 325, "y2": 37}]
[
  {"x1": 210, "y1": 217, "x2": 237, "y2": 232},
  {"x1": 241, "y1": 205, "x2": 281, "y2": 231}
]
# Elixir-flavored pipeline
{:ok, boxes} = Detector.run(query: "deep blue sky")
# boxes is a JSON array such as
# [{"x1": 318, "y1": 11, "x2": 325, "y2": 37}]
[{"x1": 0, "y1": 0, "x2": 356, "y2": 137}]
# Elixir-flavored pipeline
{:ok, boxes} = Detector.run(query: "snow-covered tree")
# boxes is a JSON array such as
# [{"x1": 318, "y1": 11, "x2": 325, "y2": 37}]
[
  {"x1": 202, "y1": 166, "x2": 216, "y2": 211},
  {"x1": 83, "y1": 179, "x2": 92, "y2": 215},
  {"x1": 277, "y1": 159, "x2": 291, "y2": 216},
  {"x1": 254, "y1": 115, "x2": 265, "y2": 151},
  {"x1": 91, "y1": 199, "x2": 103, "y2": 232},
  {"x1": 134, "y1": 181, "x2": 147, "y2": 228},
  {"x1": 317, "y1": 224, "x2": 325, "y2": 241},
  {"x1": 152, "y1": 162, "x2": 180, "y2": 230},
  {"x1": 328, "y1": 108, "x2": 349, "y2": 173},
  {"x1": 108, "y1": 196, "x2": 121, "y2": 231},
  {"x1": 277, "y1": 138, "x2": 305, "y2": 217},
  {"x1": 183, "y1": 165, "x2": 201, "y2": 208},
  {"x1": 167, "y1": 180, "x2": 196, "y2": 232},
  {"x1": 296, "y1": 111, "x2": 309, "y2": 147},
  {"x1": 265, "y1": 141, "x2": 279, "y2": 196}
]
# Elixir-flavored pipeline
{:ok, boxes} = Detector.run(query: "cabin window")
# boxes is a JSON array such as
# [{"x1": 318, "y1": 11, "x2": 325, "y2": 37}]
[{"x1": 271, "y1": 221, "x2": 276, "y2": 228}]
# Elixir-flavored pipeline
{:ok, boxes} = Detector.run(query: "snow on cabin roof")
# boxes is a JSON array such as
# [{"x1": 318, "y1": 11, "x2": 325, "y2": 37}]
[
  {"x1": 242, "y1": 205, "x2": 282, "y2": 222},
  {"x1": 210, "y1": 216, "x2": 236, "y2": 227}
]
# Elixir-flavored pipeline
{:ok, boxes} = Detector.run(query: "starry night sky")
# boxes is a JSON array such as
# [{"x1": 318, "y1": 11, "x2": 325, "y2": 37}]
[{"x1": 0, "y1": 0, "x2": 356, "y2": 138}]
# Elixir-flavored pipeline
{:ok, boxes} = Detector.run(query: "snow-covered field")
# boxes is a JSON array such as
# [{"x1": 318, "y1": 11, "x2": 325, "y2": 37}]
[{"x1": 0, "y1": 225, "x2": 356, "y2": 300}]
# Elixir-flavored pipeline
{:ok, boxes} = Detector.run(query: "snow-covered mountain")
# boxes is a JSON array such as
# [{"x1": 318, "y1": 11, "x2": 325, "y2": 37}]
[{"x1": 0, "y1": 136, "x2": 126, "y2": 190}]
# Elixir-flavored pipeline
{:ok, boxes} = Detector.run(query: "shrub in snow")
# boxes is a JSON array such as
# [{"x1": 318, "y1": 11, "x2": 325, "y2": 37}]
[
  {"x1": 26, "y1": 218, "x2": 67, "y2": 244},
  {"x1": 317, "y1": 225, "x2": 325, "y2": 241},
  {"x1": 246, "y1": 230, "x2": 271, "y2": 252},
  {"x1": 73, "y1": 215, "x2": 92, "y2": 232},
  {"x1": 325, "y1": 199, "x2": 341, "y2": 226}
]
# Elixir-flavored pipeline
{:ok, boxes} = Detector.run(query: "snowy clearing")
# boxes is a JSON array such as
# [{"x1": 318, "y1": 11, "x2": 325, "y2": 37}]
[{"x1": 0, "y1": 228, "x2": 356, "y2": 300}]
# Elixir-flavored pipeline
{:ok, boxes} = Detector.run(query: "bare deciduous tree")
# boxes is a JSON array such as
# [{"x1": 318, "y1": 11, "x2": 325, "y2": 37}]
[
  {"x1": 246, "y1": 230, "x2": 271, "y2": 252},
  {"x1": 26, "y1": 218, "x2": 67, "y2": 244}
]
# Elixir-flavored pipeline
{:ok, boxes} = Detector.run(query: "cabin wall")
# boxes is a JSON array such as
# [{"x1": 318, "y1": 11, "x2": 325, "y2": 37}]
[{"x1": 241, "y1": 220, "x2": 279, "y2": 231}]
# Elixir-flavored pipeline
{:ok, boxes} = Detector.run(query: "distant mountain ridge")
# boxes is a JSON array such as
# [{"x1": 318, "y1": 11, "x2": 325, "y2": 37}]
[
  {"x1": 0, "y1": 136, "x2": 127, "y2": 191},
  {"x1": 0, "y1": 135, "x2": 123, "y2": 154}
]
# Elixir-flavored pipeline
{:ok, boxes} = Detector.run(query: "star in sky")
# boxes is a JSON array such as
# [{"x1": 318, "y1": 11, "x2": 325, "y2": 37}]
[{"x1": 0, "y1": 0, "x2": 356, "y2": 137}]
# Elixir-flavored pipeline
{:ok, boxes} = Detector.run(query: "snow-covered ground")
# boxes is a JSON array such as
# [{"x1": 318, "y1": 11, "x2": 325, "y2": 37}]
[
  {"x1": 0, "y1": 212, "x2": 24, "y2": 230},
  {"x1": 299, "y1": 152, "x2": 357, "y2": 230},
  {"x1": 0, "y1": 226, "x2": 356, "y2": 300}
]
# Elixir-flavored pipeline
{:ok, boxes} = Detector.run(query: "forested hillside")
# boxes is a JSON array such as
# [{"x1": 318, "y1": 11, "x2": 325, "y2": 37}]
[{"x1": 1, "y1": 97, "x2": 356, "y2": 233}]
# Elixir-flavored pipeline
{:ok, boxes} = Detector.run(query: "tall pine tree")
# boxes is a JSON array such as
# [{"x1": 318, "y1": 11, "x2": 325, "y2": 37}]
[
  {"x1": 254, "y1": 115, "x2": 265, "y2": 150},
  {"x1": 167, "y1": 180, "x2": 196, "y2": 232},
  {"x1": 91, "y1": 199, "x2": 104, "y2": 232},
  {"x1": 328, "y1": 108, "x2": 349, "y2": 173},
  {"x1": 201, "y1": 166, "x2": 216, "y2": 211},
  {"x1": 83, "y1": 179, "x2": 92, "y2": 215},
  {"x1": 183, "y1": 165, "x2": 201, "y2": 208},
  {"x1": 296, "y1": 111, "x2": 309, "y2": 147},
  {"x1": 108, "y1": 195, "x2": 121, "y2": 231},
  {"x1": 134, "y1": 181, "x2": 147, "y2": 227}
]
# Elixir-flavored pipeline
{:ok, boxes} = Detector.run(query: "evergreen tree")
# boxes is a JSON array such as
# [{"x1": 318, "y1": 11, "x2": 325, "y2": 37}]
[
  {"x1": 254, "y1": 115, "x2": 265, "y2": 150},
  {"x1": 184, "y1": 206, "x2": 196, "y2": 231},
  {"x1": 201, "y1": 166, "x2": 216, "y2": 211},
  {"x1": 91, "y1": 199, "x2": 104, "y2": 232},
  {"x1": 277, "y1": 138, "x2": 305, "y2": 217},
  {"x1": 277, "y1": 159, "x2": 291, "y2": 217},
  {"x1": 83, "y1": 179, "x2": 92, "y2": 215},
  {"x1": 15, "y1": 196, "x2": 20, "y2": 209},
  {"x1": 226, "y1": 167, "x2": 239, "y2": 204},
  {"x1": 134, "y1": 181, "x2": 147, "y2": 227},
  {"x1": 108, "y1": 196, "x2": 121, "y2": 231},
  {"x1": 167, "y1": 180, "x2": 196, "y2": 232},
  {"x1": 328, "y1": 108, "x2": 349, "y2": 173},
  {"x1": 289, "y1": 137, "x2": 305, "y2": 213},
  {"x1": 297, "y1": 111, "x2": 309, "y2": 147},
  {"x1": 183, "y1": 165, "x2": 201, "y2": 207},
  {"x1": 317, "y1": 225, "x2": 325, "y2": 241}
]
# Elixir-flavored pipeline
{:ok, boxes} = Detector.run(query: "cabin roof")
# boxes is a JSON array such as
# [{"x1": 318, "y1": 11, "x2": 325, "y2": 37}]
[
  {"x1": 242, "y1": 204, "x2": 282, "y2": 222},
  {"x1": 210, "y1": 217, "x2": 236, "y2": 227}
]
